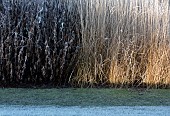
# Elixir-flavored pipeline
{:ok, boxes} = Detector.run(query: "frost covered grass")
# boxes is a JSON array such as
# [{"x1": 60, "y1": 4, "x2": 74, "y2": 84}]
[{"x1": 0, "y1": 0, "x2": 170, "y2": 88}]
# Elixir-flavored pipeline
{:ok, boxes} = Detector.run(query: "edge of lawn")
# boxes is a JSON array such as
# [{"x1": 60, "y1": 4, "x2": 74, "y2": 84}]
[{"x1": 0, "y1": 88, "x2": 169, "y2": 106}]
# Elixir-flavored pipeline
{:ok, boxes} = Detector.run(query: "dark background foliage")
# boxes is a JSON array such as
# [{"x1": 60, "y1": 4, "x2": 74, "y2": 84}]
[{"x1": 0, "y1": 0, "x2": 81, "y2": 87}]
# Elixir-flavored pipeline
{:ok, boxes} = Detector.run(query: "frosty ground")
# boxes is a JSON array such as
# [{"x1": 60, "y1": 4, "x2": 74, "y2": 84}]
[
  {"x1": 0, "y1": 88, "x2": 169, "y2": 116},
  {"x1": 0, "y1": 105, "x2": 170, "y2": 116}
]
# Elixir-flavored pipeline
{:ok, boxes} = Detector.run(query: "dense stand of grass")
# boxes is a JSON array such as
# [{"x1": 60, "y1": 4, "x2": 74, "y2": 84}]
[
  {"x1": 0, "y1": 0, "x2": 170, "y2": 88},
  {"x1": 74, "y1": 0, "x2": 170, "y2": 88}
]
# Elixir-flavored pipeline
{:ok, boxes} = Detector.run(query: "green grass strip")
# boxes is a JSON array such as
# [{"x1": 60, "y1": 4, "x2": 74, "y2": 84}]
[{"x1": 0, "y1": 88, "x2": 169, "y2": 106}]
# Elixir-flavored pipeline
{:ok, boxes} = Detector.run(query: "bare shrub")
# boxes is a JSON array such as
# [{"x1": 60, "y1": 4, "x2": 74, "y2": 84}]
[{"x1": 0, "y1": 0, "x2": 81, "y2": 87}]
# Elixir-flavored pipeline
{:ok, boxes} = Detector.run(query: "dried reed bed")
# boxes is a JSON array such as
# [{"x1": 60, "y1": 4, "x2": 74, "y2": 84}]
[
  {"x1": 0, "y1": 0, "x2": 170, "y2": 88},
  {"x1": 73, "y1": 0, "x2": 170, "y2": 88}
]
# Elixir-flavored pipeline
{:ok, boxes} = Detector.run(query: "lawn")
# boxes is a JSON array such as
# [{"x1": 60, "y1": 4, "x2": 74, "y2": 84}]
[{"x1": 0, "y1": 88, "x2": 169, "y2": 106}]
